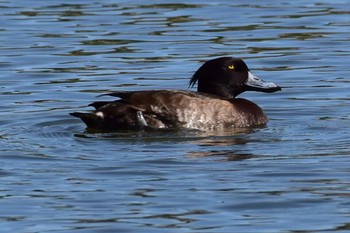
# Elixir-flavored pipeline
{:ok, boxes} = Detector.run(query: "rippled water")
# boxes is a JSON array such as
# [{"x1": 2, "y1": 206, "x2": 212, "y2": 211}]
[{"x1": 1, "y1": 0, "x2": 350, "y2": 232}]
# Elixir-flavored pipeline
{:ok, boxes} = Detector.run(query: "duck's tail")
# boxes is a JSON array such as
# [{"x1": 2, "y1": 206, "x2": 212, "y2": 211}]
[
  {"x1": 70, "y1": 112, "x2": 103, "y2": 129},
  {"x1": 70, "y1": 108, "x2": 150, "y2": 130}
]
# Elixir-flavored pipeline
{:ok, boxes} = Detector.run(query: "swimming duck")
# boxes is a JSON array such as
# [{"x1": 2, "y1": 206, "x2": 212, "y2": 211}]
[{"x1": 70, "y1": 57, "x2": 281, "y2": 131}]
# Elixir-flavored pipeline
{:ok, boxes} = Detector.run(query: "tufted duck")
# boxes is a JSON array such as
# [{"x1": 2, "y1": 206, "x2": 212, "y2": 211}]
[{"x1": 70, "y1": 57, "x2": 281, "y2": 131}]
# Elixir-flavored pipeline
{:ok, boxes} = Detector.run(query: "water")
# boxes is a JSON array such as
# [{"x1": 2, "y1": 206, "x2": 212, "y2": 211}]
[{"x1": 1, "y1": 0, "x2": 350, "y2": 232}]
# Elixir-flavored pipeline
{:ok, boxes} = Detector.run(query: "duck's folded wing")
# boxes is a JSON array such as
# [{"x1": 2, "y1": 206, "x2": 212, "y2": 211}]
[
  {"x1": 101, "y1": 90, "x2": 199, "y2": 99},
  {"x1": 91, "y1": 90, "x2": 216, "y2": 129},
  {"x1": 100, "y1": 90, "x2": 200, "y2": 110},
  {"x1": 89, "y1": 101, "x2": 114, "y2": 110},
  {"x1": 99, "y1": 90, "x2": 138, "y2": 99}
]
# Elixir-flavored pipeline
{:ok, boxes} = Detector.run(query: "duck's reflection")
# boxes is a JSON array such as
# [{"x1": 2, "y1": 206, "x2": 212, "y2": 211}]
[
  {"x1": 75, "y1": 126, "x2": 259, "y2": 161},
  {"x1": 187, "y1": 150, "x2": 255, "y2": 161},
  {"x1": 184, "y1": 127, "x2": 258, "y2": 161}
]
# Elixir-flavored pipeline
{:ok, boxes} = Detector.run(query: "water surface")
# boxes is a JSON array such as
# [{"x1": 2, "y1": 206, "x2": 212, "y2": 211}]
[{"x1": 1, "y1": 0, "x2": 350, "y2": 232}]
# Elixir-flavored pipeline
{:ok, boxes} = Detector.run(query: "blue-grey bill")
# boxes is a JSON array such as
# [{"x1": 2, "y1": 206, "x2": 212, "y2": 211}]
[{"x1": 245, "y1": 72, "x2": 281, "y2": 93}]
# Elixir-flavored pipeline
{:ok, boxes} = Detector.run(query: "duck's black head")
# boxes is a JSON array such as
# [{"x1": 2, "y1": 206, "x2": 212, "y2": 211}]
[{"x1": 189, "y1": 57, "x2": 281, "y2": 99}]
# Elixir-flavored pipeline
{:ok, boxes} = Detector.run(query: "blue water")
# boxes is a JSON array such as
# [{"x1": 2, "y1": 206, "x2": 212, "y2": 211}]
[{"x1": 1, "y1": 0, "x2": 350, "y2": 232}]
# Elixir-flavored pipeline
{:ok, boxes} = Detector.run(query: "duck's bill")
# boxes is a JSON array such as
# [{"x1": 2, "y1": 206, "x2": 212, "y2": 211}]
[{"x1": 244, "y1": 72, "x2": 281, "y2": 93}]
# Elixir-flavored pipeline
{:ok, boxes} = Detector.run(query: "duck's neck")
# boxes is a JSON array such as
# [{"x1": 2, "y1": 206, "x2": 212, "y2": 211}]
[{"x1": 197, "y1": 86, "x2": 235, "y2": 99}]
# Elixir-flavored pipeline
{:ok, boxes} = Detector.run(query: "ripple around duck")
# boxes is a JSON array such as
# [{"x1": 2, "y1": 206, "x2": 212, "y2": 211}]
[
  {"x1": 32, "y1": 117, "x2": 80, "y2": 140},
  {"x1": 71, "y1": 126, "x2": 256, "y2": 144}
]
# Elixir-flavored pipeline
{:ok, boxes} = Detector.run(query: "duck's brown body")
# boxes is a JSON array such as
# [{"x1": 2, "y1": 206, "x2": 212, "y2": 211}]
[
  {"x1": 70, "y1": 57, "x2": 280, "y2": 131},
  {"x1": 71, "y1": 90, "x2": 268, "y2": 130}
]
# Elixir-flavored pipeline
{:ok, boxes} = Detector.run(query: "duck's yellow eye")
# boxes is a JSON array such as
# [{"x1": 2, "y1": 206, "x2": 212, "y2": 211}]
[{"x1": 228, "y1": 65, "x2": 235, "y2": 70}]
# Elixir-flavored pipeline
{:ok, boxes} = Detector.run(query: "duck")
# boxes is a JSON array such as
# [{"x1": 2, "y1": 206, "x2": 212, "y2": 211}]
[{"x1": 70, "y1": 57, "x2": 281, "y2": 131}]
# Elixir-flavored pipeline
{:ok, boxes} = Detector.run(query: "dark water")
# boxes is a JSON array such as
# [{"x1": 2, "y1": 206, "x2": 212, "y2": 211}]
[{"x1": 1, "y1": 0, "x2": 350, "y2": 232}]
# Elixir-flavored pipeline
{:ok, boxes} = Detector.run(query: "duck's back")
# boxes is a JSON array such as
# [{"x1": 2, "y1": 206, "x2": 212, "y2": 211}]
[{"x1": 71, "y1": 90, "x2": 268, "y2": 130}]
